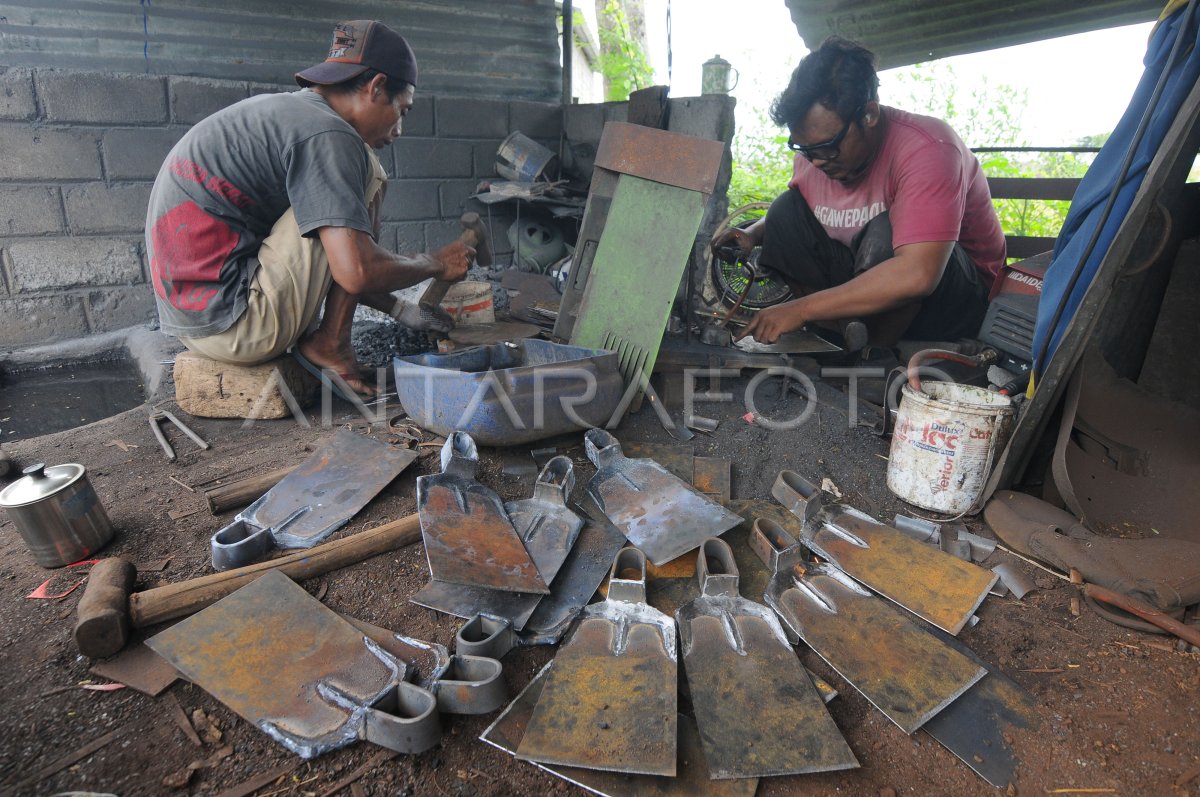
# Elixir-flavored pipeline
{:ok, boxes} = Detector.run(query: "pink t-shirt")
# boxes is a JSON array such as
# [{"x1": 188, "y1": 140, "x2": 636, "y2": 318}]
[{"x1": 788, "y1": 106, "x2": 1006, "y2": 291}]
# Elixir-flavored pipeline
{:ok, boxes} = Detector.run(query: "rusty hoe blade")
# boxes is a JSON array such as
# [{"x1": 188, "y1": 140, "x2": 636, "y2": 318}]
[
  {"x1": 677, "y1": 538, "x2": 858, "y2": 779},
  {"x1": 418, "y1": 432, "x2": 548, "y2": 594},
  {"x1": 517, "y1": 547, "x2": 678, "y2": 776},
  {"x1": 771, "y1": 470, "x2": 998, "y2": 634},
  {"x1": 751, "y1": 519, "x2": 986, "y2": 734},
  {"x1": 584, "y1": 429, "x2": 741, "y2": 565},
  {"x1": 147, "y1": 571, "x2": 438, "y2": 758},
  {"x1": 504, "y1": 456, "x2": 584, "y2": 585}
]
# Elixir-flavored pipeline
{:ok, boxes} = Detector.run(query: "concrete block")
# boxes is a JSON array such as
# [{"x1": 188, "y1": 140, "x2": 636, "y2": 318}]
[
  {"x1": 473, "y1": 140, "x2": 505, "y2": 179},
  {"x1": 403, "y1": 96, "x2": 435, "y2": 138},
  {"x1": 103, "y1": 127, "x2": 184, "y2": 180},
  {"x1": 248, "y1": 83, "x2": 292, "y2": 96},
  {"x1": 38, "y1": 71, "x2": 167, "y2": 124},
  {"x1": 173, "y1": 350, "x2": 317, "y2": 420},
  {"x1": 393, "y1": 138, "x2": 473, "y2": 178},
  {"x1": 437, "y1": 98, "x2": 509, "y2": 138},
  {"x1": 170, "y1": 77, "x2": 249, "y2": 124},
  {"x1": 383, "y1": 222, "x2": 426, "y2": 254},
  {"x1": 84, "y1": 284, "x2": 156, "y2": 333},
  {"x1": 0, "y1": 292, "x2": 89, "y2": 347},
  {"x1": 379, "y1": 179, "x2": 440, "y2": 221},
  {"x1": 64, "y1": 183, "x2": 152, "y2": 234},
  {"x1": 602, "y1": 101, "x2": 629, "y2": 125},
  {"x1": 0, "y1": 126, "x2": 102, "y2": 180},
  {"x1": 439, "y1": 179, "x2": 485, "y2": 217},
  {"x1": 7, "y1": 237, "x2": 143, "y2": 292},
  {"x1": 667, "y1": 95, "x2": 736, "y2": 143},
  {"x1": 564, "y1": 103, "x2": 605, "y2": 143},
  {"x1": 0, "y1": 185, "x2": 64, "y2": 236},
  {"x1": 0, "y1": 68, "x2": 36, "y2": 121},
  {"x1": 509, "y1": 101, "x2": 563, "y2": 138}
]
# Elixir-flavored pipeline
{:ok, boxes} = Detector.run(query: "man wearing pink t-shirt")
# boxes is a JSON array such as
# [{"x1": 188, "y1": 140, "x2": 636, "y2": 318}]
[{"x1": 724, "y1": 37, "x2": 1006, "y2": 350}]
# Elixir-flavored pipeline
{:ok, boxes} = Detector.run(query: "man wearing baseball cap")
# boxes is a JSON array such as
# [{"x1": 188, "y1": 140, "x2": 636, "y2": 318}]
[{"x1": 145, "y1": 20, "x2": 472, "y2": 400}]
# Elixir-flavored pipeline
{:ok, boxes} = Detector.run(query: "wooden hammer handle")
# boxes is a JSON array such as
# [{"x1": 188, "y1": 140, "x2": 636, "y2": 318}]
[{"x1": 129, "y1": 513, "x2": 421, "y2": 628}]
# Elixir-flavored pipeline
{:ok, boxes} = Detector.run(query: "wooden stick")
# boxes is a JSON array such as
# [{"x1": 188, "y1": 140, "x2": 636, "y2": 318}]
[
  {"x1": 204, "y1": 465, "x2": 296, "y2": 514},
  {"x1": 995, "y1": 543, "x2": 1071, "y2": 581},
  {"x1": 1085, "y1": 583, "x2": 1200, "y2": 648},
  {"x1": 168, "y1": 475, "x2": 195, "y2": 493},
  {"x1": 315, "y1": 750, "x2": 399, "y2": 797},
  {"x1": 214, "y1": 762, "x2": 300, "y2": 797}
]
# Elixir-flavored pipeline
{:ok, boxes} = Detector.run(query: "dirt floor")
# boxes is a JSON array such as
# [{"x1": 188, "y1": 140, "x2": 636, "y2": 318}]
[{"x1": 0, "y1": 360, "x2": 1197, "y2": 797}]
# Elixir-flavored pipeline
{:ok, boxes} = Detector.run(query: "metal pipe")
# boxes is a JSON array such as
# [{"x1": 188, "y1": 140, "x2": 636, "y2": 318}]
[{"x1": 562, "y1": 0, "x2": 574, "y2": 105}]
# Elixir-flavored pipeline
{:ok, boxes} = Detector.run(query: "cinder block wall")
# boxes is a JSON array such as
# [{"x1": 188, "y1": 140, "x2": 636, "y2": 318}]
[{"x1": 0, "y1": 67, "x2": 560, "y2": 349}]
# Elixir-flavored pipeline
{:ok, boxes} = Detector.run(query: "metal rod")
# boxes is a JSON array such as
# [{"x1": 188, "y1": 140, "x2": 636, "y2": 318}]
[
  {"x1": 562, "y1": 0, "x2": 574, "y2": 106},
  {"x1": 971, "y1": 146, "x2": 1102, "y2": 154}
]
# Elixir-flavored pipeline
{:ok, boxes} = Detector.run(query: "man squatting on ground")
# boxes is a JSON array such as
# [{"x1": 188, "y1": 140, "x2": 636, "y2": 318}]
[
  {"x1": 146, "y1": 21, "x2": 472, "y2": 399},
  {"x1": 724, "y1": 37, "x2": 1007, "y2": 352}
]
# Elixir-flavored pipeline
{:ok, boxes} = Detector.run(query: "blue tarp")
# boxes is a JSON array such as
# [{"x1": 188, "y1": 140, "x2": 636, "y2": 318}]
[{"x1": 1032, "y1": 4, "x2": 1200, "y2": 375}]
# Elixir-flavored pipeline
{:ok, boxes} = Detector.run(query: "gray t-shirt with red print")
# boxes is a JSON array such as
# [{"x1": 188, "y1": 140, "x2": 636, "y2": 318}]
[{"x1": 145, "y1": 89, "x2": 373, "y2": 338}]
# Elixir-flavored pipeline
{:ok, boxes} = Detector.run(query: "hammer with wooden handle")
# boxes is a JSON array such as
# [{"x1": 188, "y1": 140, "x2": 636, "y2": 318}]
[
  {"x1": 418, "y1": 211, "x2": 493, "y2": 316},
  {"x1": 73, "y1": 512, "x2": 421, "y2": 659}
]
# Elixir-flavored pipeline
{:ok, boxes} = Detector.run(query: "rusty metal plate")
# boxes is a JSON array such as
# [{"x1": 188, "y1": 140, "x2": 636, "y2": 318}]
[
  {"x1": 503, "y1": 456, "x2": 583, "y2": 586},
  {"x1": 483, "y1": 663, "x2": 756, "y2": 797},
  {"x1": 342, "y1": 616, "x2": 451, "y2": 687},
  {"x1": 242, "y1": 428, "x2": 416, "y2": 549},
  {"x1": 89, "y1": 642, "x2": 178, "y2": 696},
  {"x1": 693, "y1": 456, "x2": 731, "y2": 501},
  {"x1": 517, "y1": 549, "x2": 677, "y2": 776},
  {"x1": 418, "y1": 434, "x2": 548, "y2": 595},
  {"x1": 677, "y1": 541, "x2": 856, "y2": 778},
  {"x1": 410, "y1": 578, "x2": 543, "y2": 631},
  {"x1": 773, "y1": 472, "x2": 996, "y2": 634},
  {"x1": 147, "y1": 571, "x2": 404, "y2": 758},
  {"x1": 766, "y1": 562, "x2": 986, "y2": 734},
  {"x1": 593, "y1": 121, "x2": 726, "y2": 196},
  {"x1": 585, "y1": 430, "x2": 740, "y2": 566},
  {"x1": 621, "y1": 441, "x2": 694, "y2": 482}
]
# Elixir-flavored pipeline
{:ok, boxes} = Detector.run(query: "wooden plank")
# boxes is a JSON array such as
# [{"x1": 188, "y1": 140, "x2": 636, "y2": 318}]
[{"x1": 988, "y1": 177, "x2": 1082, "y2": 201}]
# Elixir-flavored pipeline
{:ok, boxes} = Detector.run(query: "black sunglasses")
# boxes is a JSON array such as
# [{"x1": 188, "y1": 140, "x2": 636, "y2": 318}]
[{"x1": 787, "y1": 105, "x2": 865, "y2": 162}]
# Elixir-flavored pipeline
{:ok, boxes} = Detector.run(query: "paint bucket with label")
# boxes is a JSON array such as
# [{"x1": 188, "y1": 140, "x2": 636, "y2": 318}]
[
  {"x1": 496, "y1": 132, "x2": 558, "y2": 183},
  {"x1": 887, "y1": 381, "x2": 1014, "y2": 515},
  {"x1": 439, "y1": 280, "x2": 495, "y2": 326}
]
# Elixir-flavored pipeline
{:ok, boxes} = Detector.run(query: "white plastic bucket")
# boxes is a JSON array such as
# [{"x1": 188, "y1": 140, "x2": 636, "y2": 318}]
[
  {"x1": 439, "y1": 280, "x2": 495, "y2": 326},
  {"x1": 887, "y1": 381, "x2": 1015, "y2": 515}
]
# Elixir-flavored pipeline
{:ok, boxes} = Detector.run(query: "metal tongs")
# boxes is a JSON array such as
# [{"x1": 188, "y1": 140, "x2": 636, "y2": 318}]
[{"x1": 149, "y1": 409, "x2": 209, "y2": 461}]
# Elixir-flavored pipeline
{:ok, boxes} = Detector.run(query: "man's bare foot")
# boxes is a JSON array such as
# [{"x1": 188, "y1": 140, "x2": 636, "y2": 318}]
[{"x1": 297, "y1": 337, "x2": 379, "y2": 398}]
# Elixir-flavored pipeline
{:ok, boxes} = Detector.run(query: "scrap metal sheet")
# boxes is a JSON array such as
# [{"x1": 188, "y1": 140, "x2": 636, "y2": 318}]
[
  {"x1": 767, "y1": 563, "x2": 986, "y2": 734},
  {"x1": 147, "y1": 571, "x2": 403, "y2": 758}
]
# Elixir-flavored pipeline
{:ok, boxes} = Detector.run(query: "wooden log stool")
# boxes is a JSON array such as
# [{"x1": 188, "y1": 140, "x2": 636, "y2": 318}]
[{"x1": 173, "y1": 351, "x2": 318, "y2": 419}]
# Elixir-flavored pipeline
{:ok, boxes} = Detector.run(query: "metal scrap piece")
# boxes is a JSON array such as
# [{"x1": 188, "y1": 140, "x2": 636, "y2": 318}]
[
  {"x1": 418, "y1": 432, "x2": 548, "y2": 594},
  {"x1": 147, "y1": 571, "x2": 408, "y2": 759},
  {"x1": 517, "y1": 547, "x2": 678, "y2": 776},
  {"x1": 585, "y1": 429, "x2": 740, "y2": 565},
  {"x1": 676, "y1": 538, "x2": 857, "y2": 779},
  {"x1": 773, "y1": 470, "x2": 997, "y2": 635},
  {"x1": 482, "y1": 662, "x2": 756, "y2": 797},
  {"x1": 992, "y1": 562, "x2": 1036, "y2": 599},
  {"x1": 504, "y1": 456, "x2": 584, "y2": 585}
]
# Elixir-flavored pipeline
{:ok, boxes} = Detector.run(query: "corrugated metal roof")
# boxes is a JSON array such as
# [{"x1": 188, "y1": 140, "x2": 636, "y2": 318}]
[
  {"x1": 783, "y1": 0, "x2": 1164, "y2": 69},
  {"x1": 0, "y1": 0, "x2": 560, "y2": 100}
]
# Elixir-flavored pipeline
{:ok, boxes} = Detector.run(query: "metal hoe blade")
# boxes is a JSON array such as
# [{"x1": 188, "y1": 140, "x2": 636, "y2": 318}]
[
  {"x1": 504, "y1": 456, "x2": 584, "y2": 585},
  {"x1": 676, "y1": 538, "x2": 858, "y2": 779},
  {"x1": 517, "y1": 547, "x2": 678, "y2": 775},
  {"x1": 772, "y1": 470, "x2": 997, "y2": 634},
  {"x1": 753, "y1": 519, "x2": 986, "y2": 734},
  {"x1": 584, "y1": 429, "x2": 740, "y2": 565},
  {"x1": 418, "y1": 432, "x2": 548, "y2": 594},
  {"x1": 482, "y1": 662, "x2": 757, "y2": 797},
  {"x1": 147, "y1": 570, "x2": 406, "y2": 759}
]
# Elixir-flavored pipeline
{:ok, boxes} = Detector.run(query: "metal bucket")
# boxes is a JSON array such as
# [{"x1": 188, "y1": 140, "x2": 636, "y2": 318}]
[
  {"x1": 887, "y1": 382, "x2": 1014, "y2": 515},
  {"x1": 495, "y1": 131, "x2": 558, "y2": 182},
  {"x1": 0, "y1": 463, "x2": 114, "y2": 567}
]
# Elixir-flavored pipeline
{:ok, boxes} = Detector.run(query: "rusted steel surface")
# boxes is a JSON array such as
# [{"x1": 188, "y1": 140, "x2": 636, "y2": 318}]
[
  {"x1": 594, "y1": 122, "x2": 726, "y2": 196},
  {"x1": 147, "y1": 571, "x2": 404, "y2": 758},
  {"x1": 621, "y1": 442, "x2": 693, "y2": 482},
  {"x1": 677, "y1": 539, "x2": 857, "y2": 779},
  {"x1": 585, "y1": 430, "x2": 740, "y2": 566},
  {"x1": 765, "y1": 562, "x2": 986, "y2": 734},
  {"x1": 418, "y1": 433, "x2": 548, "y2": 595},
  {"x1": 773, "y1": 470, "x2": 996, "y2": 634},
  {"x1": 517, "y1": 548, "x2": 678, "y2": 776},
  {"x1": 692, "y1": 456, "x2": 731, "y2": 501},
  {"x1": 342, "y1": 616, "x2": 451, "y2": 688},
  {"x1": 503, "y1": 456, "x2": 583, "y2": 586},
  {"x1": 484, "y1": 663, "x2": 755, "y2": 797}
]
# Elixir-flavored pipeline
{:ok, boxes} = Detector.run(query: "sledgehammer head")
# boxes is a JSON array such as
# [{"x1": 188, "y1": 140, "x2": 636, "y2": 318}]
[
  {"x1": 459, "y1": 212, "x2": 493, "y2": 268},
  {"x1": 74, "y1": 557, "x2": 137, "y2": 658}
]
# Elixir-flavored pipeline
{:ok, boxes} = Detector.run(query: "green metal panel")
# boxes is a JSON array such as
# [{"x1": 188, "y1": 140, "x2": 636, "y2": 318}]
[{"x1": 570, "y1": 175, "x2": 706, "y2": 398}]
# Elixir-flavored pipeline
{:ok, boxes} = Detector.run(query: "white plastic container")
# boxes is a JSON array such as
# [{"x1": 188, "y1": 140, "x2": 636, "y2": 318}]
[
  {"x1": 887, "y1": 381, "x2": 1014, "y2": 515},
  {"x1": 439, "y1": 280, "x2": 495, "y2": 326}
]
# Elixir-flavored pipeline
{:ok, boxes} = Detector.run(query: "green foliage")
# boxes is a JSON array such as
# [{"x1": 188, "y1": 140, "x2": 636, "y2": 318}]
[
  {"x1": 595, "y1": 0, "x2": 654, "y2": 102},
  {"x1": 728, "y1": 110, "x2": 793, "y2": 207}
]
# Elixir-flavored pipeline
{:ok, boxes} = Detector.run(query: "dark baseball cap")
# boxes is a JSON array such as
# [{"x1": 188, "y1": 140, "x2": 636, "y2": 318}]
[{"x1": 295, "y1": 20, "x2": 418, "y2": 88}]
